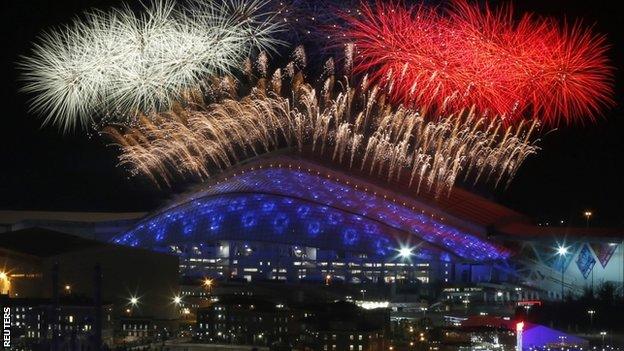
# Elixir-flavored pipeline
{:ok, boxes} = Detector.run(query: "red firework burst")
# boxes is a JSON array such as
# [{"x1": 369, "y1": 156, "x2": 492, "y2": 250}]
[{"x1": 340, "y1": 0, "x2": 613, "y2": 126}]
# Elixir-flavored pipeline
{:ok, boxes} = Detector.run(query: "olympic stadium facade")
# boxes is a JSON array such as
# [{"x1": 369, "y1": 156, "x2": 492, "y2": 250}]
[{"x1": 107, "y1": 155, "x2": 624, "y2": 300}]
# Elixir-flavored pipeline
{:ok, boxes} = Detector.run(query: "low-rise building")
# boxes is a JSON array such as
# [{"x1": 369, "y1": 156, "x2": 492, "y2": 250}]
[{"x1": 0, "y1": 295, "x2": 114, "y2": 351}]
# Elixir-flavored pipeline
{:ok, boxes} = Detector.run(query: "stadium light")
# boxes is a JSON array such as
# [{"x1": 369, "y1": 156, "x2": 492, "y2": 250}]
[
  {"x1": 398, "y1": 246, "x2": 414, "y2": 259},
  {"x1": 556, "y1": 245, "x2": 568, "y2": 301}
]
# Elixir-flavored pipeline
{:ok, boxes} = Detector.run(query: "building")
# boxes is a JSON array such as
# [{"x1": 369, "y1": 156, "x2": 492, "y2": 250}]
[
  {"x1": 196, "y1": 295, "x2": 292, "y2": 347},
  {"x1": 0, "y1": 227, "x2": 181, "y2": 349},
  {"x1": 0, "y1": 228, "x2": 179, "y2": 320},
  {"x1": 2, "y1": 156, "x2": 623, "y2": 301},
  {"x1": 0, "y1": 295, "x2": 114, "y2": 351},
  {"x1": 298, "y1": 301, "x2": 388, "y2": 351},
  {"x1": 109, "y1": 156, "x2": 624, "y2": 299}
]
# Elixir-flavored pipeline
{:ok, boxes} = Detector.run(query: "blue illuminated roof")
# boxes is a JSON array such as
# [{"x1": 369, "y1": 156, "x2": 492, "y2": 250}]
[{"x1": 114, "y1": 159, "x2": 511, "y2": 261}]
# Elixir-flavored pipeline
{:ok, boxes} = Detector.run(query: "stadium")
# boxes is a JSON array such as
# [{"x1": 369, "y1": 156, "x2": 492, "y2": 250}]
[{"x1": 109, "y1": 154, "x2": 624, "y2": 301}]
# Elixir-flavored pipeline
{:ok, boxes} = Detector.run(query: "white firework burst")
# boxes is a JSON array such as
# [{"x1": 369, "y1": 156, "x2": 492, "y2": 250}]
[{"x1": 19, "y1": 0, "x2": 283, "y2": 131}]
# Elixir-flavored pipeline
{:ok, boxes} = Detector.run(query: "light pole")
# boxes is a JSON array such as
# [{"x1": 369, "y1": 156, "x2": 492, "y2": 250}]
[
  {"x1": 203, "y1": 278, "x2": 213, "y2": 294},
  {"x1": 557, "y1": 246, "x2": 568, "y2": 300},
  {"x1": 516, "y1": 322, "x2": 524, "y2": 351},
  {"x1": 127, "y1": 296, "x2": 139, "y2": 316},
  {"x1": 583, "y1": 211, "x2": 592, "y2": 227},
  {"x1": 360, "y1": 289, "x2": 366, "y2": 300},
  {"x1": 587, "y1": 309, "x2": 595, "y2": 330},
  {"x1": 600, "y1": 331, "x2": 607, "y2": 348}
]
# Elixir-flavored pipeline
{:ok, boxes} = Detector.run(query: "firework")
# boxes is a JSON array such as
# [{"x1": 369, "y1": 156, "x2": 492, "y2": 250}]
[
  {"x1": 19, "y1": 0, "x2": 283, "y2": 131},
  {"x1": 340, "y1": 0, "x2": 613, "y2": 126},
  {"x1": 106, "y1": 50, "x2": 539, "y2": 196}
]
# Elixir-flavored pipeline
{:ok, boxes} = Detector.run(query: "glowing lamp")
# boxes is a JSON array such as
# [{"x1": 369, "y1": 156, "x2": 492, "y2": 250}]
[
  {"x1": 516, "y1": 322, "x2": 524, "y2": 351},
  {"x1": 398, "y1": 247, "x2": 413, "y2": 258},
  {"x1": 557, "y1": 246, "x2": 568, "y2": 256}
]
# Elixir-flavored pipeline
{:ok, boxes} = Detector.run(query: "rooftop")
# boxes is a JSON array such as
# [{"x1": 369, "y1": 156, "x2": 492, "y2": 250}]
[{"x1": 0, "y1": 227, "x2": 110, "y2": 257}]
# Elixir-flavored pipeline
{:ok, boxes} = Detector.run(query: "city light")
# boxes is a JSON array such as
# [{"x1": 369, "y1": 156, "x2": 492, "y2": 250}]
[
  {"x1": 398, "y1": 245, "x2": 414, "y2": 259},
  {"x1": 203, "y1": 278, "x2": 213, "y2": 293},
  {"x1": 173, "y1": 296, "x2": 182, "y2": 305},
  {"x1": 584, "y1": 210, "x2": 593, "y2": 227},
  {"x1": 0, "y1": 271, "x2": 9, "y2": 295},
  {"x1": 587, "y1": 309, "x2": 595, "y2": 326},
  {"x1": 556, "y1": 245, "x2": 569, "y2": 300},
  {"x1": 516, "y1": 322, "x2": 524, "y2": 351},
  {"x1": 129, "y1": 296, "x2": 139, "y2": 306}
]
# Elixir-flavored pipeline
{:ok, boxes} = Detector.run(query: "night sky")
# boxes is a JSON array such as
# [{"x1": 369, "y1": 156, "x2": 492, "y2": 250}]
[{"x1": 1, "y1": 0, "x2": 622, "y2": 227}]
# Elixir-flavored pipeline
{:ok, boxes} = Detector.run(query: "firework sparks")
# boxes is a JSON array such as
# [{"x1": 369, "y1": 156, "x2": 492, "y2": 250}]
[
  {"x1": 106, "y1": 50, "x2": 539, "y2": 196},
  {"x1": 19, "y1": 0, "x2": 284, "y2": 131},
  {"x1": 340, "y1": 0, "x2": 614, "y2": 126}
]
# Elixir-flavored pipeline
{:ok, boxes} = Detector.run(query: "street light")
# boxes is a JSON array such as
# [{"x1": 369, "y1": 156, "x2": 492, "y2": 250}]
[
  {"x1": 600, "y1": 331, "x2": 607, "y2": 348},
  {"x1": 587, "y1": 310, "x2": 595, "y2": 329},
  {"x1": 360, "y1": 289, "x2": 366, "y2": 300},
  {"x1": 203, "y1": 278, "x2": 213, "y2": 294},
  {"x1": 556, "y1": 245, "x2": 568, "y2": 300},
  {"x1": 583, "y1": 211, "x2": 593, "y2": 227},
  {"x1": 129, "y1": 296, "x2": 139, "y2": 306},
  {"x1": 173, "y1": 295, "x2": 182, "y2": 305},
  {"x1": 0, "y1": 271, "x2": 10, "y2": 296}
]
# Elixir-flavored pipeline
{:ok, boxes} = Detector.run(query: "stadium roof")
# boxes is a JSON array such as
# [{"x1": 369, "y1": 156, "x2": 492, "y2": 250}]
[
  {"x1": 116, "y1": 156, "x2": 514, "y2": 261},
  {"x1": 0, "y1": 210, "x2": 146, "y2": 225}
]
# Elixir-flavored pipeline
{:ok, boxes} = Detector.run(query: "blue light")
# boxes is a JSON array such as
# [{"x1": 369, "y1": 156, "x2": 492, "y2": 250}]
[
  {"x1": 342, "y1": 228, "x2": 358, "y2": 246},
  {"x1": 307, "y1": 221, "x2": 321, "y2": 237},
  {"x1": 273, "y1": 213, "x2": 289, "y2": 234},
  {"x1": 241, "y1": 212, "x2": 257, "y2": 228},
  {"x1": 112, "y1": 166, "x2": 510, "y2": 261}
]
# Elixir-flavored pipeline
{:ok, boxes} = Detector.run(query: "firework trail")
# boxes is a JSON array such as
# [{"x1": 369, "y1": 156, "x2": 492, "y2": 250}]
[
  {"x1": 105, "y1": 48, "x2": 539, "y2": 196},
  {"x1": 19, "y1": 0, "x2": 284, "y2": 131},
  {"x1": 340, "y1": 0, "x2": 613, "y2": 126}
]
